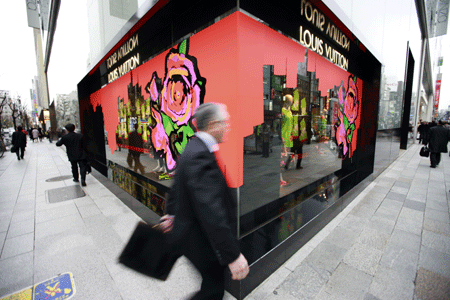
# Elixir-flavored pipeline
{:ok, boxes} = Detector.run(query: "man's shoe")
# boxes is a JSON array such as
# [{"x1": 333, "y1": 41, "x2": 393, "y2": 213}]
[
  {"x1": 430, "y1": 165, "x2": 436, "y2": 168},
  {"x1": 81, "y1": 181, "x2": 87, "y2": 187},
  {"x1": 73, "y1": 179, "x2": 79, "y2": 182}
]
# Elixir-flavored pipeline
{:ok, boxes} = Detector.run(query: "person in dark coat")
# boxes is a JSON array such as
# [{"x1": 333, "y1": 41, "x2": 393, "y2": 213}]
[
  {"x1": 159, "y1": 103, "x2": 249, "y2": 299},
  {"x1": 126, "y1": 129, "x2": 145, "y2": 174},
  {"x1": 427, "y1": 120, "x2": 450, "y2": 168},
  {"x1": 12, "y1": 126, "x2": 27, "y2": 160},
  {"x1": 56, "y1": 123, "x2": 88, "y2": 186}
]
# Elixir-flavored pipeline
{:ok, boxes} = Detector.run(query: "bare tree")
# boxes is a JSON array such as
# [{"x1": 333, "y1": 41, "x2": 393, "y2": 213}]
[
  {"x1": 20, "y1": 106, "x2": 31, "y2": 130},
  {"x1": 0, "y1": 91, "x2": 9, "y2": 133},
  {"x1": 8, "y1": 96, "x2": 23, "y2": 130}
]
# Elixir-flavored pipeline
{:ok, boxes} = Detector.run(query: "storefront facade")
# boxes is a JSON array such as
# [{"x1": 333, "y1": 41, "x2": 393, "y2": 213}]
[{"x1": 78, "y1": 0, "x2": 431, "y2": 298}]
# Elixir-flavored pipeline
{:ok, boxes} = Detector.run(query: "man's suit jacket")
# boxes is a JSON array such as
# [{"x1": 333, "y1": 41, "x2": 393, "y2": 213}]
[
  {"x1": 166, "y1": 137, "x2": 240, "y2": 266},
  {"x1": 428, "y1": 125, "x2": 450, "y2": 153},
  {"x1": 12, "y1": 131, "x2": 27, "y2": 148},
  {"x1": 56, "y1": 132, "x2": 87, "y2": 162}
]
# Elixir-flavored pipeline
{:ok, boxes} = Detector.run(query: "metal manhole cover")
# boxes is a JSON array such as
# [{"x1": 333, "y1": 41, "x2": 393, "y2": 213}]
[
  {"x1": 47, "y1": 185, "x2": 86, "y2": 203},
  {"x1": 46, "y1": 175, "x2": 74, "y2": 182}
]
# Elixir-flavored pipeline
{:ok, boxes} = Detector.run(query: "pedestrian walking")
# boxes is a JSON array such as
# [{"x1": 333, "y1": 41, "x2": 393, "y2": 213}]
[
  {"x1": 56, "y1": 123, "x2": 89, "y2": 186},
  {"x1": 427, "y1": 120, "x2": 450, "y2": 168},
  {"x1": 48, "y1": 127, "x2": 54, "y2": 143},
  {"x1": 38, "y1": 127, "x2": 43, "y2": 142},
  {"x1": 159, "y1": 103, "x2": 249, "y2": 299},
  {"x1": 32, "y1": 127, "x2": 39, "y2": 142},
  {"x1": 11, "y1": 126, "x2": 27, "y2": 160}
]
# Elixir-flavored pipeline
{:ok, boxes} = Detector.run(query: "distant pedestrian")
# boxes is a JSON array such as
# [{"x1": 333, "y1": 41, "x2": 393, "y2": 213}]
[
  {"x1": 56, "y1": 123, "x2": 88, "y2": 186},
  {"x1": 427, "y1": 120, "x2": 450, "y2": 168},
  {"x1": 38, "y1": 127, "x2": 43, "y2": 142},
  {"x1": 32, "y1": 127, "x2": 39, "y2": 142},
  {"x1": 12, "y1": 126, "x2": 27, "y2": 160},
  {"x1": 48, "y1": 127, "x2": 54, "y2": 143},
  {"x1": 418, "y1": 121, "x2": 430, "y2": 145}
]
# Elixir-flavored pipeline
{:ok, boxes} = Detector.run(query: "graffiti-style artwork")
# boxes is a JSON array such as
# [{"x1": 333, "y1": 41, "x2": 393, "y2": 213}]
[
  {"x1": 334, "y1": 75, "x2": 359, "y2": 159},
  {"x1": 145, "y1": 38, "x2": 206, "y2": 172},
  {"x1": 114, "y1": 38, "x2": 206, "y2": 174}
]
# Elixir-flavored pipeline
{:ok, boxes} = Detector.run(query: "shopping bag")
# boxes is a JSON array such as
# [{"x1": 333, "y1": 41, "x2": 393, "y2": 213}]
[
  {"x1": 118, "y1": 221, "x2": 178, "y2": 280},
  {"x1": 420, "y1": 146, "x2": 430, "y2": 157}
]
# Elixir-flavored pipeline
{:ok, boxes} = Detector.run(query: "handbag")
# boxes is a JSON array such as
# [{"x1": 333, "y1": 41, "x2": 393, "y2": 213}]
[
  {"x1": 118, "y1": 221, "x2": 178, "y2": 280},
  {"x1": 86, "y1": 161, "x2": 92, "y2": 174},
  {"x1": 420, "y1": 146, "x2": 430, "y2": 157},
  {"x1": 10, "y1": 145, "x2": 16, "y2": 153}
]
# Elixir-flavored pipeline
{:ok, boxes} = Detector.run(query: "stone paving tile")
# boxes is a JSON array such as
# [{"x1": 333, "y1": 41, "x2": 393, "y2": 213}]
[
  {"x1": 0, "y1": 232, "x2": 34, "y2": 260},
  {"x1": 343, "y1": 242, "x2": 383, "y2": 276},
  {"x1": 388, "y1": 229, "x2": 421, "y2": 254},
  {"x1": 425, "y1": 207, "x2": 450, "y2": 224},
  {"x1": 379, "y1": 243, "x2": 419, "y2": 281},
  {"x1": 78, "y1": 204, "x2": 102, "y2": 218},
  {"x1": 373, "y1": 206, "x2": 400, "y2": 224},
  {"x1": 0, "y1": 252, "x2": 34, "y2": 298},
  {"x1": 423, "y1": 218, "x2": 450, "y2": 236},
  {"x1": 35, "y1": 202, "x2": 79, "y2": 223},
  {"x1": 403, "y1": 199, "x2": 426, "y2": 212},
  {"x1": 385, "y1": 191, "x2": 407, "y2": 202},
  {"x1": 395, "y1": 215, "x2": 423, "y2": 236},
  {"x1": 10, "y1": 210, "x2": 34, "y2": 224},
  {"x1": 426, "y1": 199, "x2": 449, "y2": 211},
  {"x1": 380, "y1": 198, "x2": 404, "y2": 211},
  {"x1": 365, "y1": 217, "x2": 395, "y2": 235},
  {"x1": 278, "y1": 261, "x2": 330, "y2": 300},
  {"x1": 406, "y1": 192, "x2": 427, "y2": 203},
  {"x1": 349, "y1": 202, "x2": 376, "y2": 219},
  {"x1": 322, "y1": 226, "x2": 360, "y2": 251},
  {"x1": 0, "y1": 231, "x2": 6, "y2": 252},
  {"x1": 337, "y1": 214, "x2": 369, "y2": 234},
  {"x1": 304, "y1": 241, "x2": 346, "y2": 274},
  {"x1": 6, "y1": 218, "x2": 34, "y2": 239},
  {"x1": 421, "y1": 230, "x2": 450, "y2": 255},
  {"x1": 393, "y1": 180, "x2": 411, "y2": 188},
  {"x1": 368, "y1": 264, "x2": 414, "y2": 300},
  {"x1": 356, "y1": 227, "x2": 390, "y2": 251},
  {"x1": 35, "y1": 212, "x2": 85, "y2": 239},
  {"x1": 414, "y1": 267, "x2": 450, "y2": 300},
  {"x1": 315, "y1": 263, "x2": 373, "y2": 300},
  {"x1": 418, "y1": 246, "x2": 450, "y2": 279},
  {"x1": 399, "y1": 206, "x2": 424, "y2": 222},
  {"x1": 390, "y1": 186, "x2": 409, "y2": 195}
]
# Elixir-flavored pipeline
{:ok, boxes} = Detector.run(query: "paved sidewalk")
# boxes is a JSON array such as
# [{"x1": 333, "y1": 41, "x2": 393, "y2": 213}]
[
  {"x1": 0, "y1": 141, "x2": 449, "y2": 299},
  {"x1": 247, "y1": 144, "x2": 450, "y2": 300}
]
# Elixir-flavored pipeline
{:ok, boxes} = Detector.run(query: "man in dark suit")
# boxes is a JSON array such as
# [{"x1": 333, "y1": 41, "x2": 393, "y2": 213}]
[
  {"x1": 12, "y1": 126, "x2": 27, "y2": 160},
  {"x1": 428, "y1": 120, "x2": 450, "y2": 168},
  {"x1": 160, "y1": 103, "x2": 249, "y2": 299},
  {"x1": 56, "y1": 123, "x2": 88, "y2": 186}
]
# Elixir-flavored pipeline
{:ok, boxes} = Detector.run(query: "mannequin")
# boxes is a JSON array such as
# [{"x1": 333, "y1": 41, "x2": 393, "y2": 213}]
[{"x1": 280, "y1": 95, "x2": 294, "y2": 186}]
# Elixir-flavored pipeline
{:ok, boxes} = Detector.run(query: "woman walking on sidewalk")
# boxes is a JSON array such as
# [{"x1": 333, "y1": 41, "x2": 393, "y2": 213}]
[{"x1": 12, "y1": 126, "x2": 27, "y2": 160}]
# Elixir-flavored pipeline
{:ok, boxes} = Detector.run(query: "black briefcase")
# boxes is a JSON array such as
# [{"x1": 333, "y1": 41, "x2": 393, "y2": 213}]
[
  {"x1": 420, "y1": 146, "x2": 430, "y2": 157},
  {"x1": 118, "y1": 221, "x2": 179, "y2": 280}
]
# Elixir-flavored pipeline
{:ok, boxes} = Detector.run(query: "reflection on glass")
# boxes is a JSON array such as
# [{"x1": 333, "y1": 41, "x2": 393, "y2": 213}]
[
  {"x1": 240, "y1": 57, "x2": 347, "y2": 217},
  {"x1": 378, "y1": 75, "x2": 403, "y2": 130}
]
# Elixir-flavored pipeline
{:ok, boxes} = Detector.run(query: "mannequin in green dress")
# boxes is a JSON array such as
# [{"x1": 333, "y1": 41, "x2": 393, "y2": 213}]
[{"x1": 281, "y1": 95, "x2": 294, "y2": 186}]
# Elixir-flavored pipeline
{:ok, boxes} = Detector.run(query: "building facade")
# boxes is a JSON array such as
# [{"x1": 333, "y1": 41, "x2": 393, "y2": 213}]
[{"x1": 75, "y1": 0, "x2": 438, "y2": 298}]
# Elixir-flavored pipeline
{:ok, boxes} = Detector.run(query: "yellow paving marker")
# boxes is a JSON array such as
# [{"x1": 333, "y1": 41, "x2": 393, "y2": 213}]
[
  {"x1": 0, "y1": 272, "x2": 75, "y2": 300},
  {"x1": 33, "y1": 272, "x2": 75, "y2": 300},
  {"x1": 0, "y1": 287, "x2": 33, "y2": 300}
]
